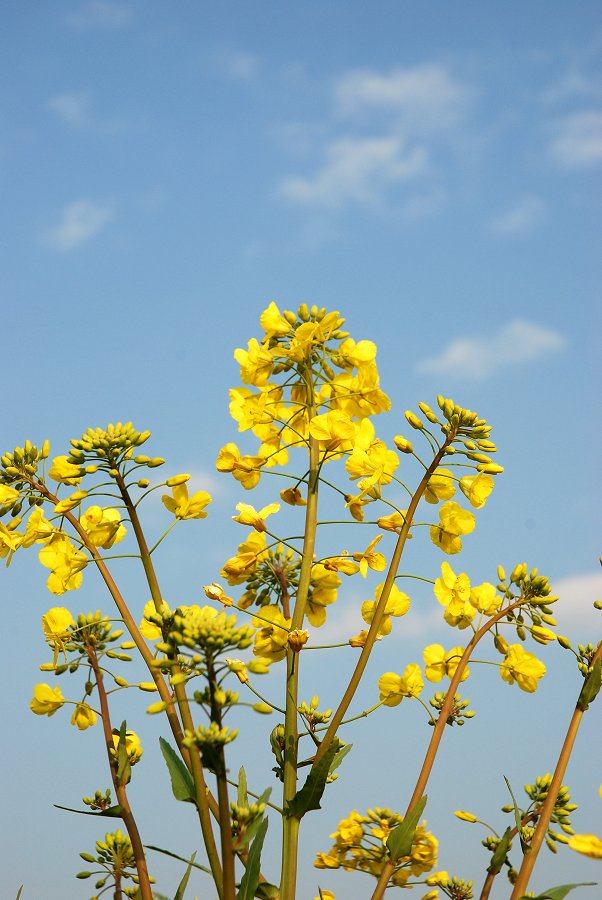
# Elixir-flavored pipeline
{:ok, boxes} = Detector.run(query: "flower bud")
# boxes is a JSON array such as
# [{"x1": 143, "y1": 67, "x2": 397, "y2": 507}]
[
  {"x1": 405, "y1": 410, "x2": 424, "y2": 430},
  {"x1": 166, "y1": 474, "x2": 190, "y2": 487},
  {"x1": 394, "y1": 435, "x2": 413, "y2": 454},
  {"x1": 418, "y1": 402, "x2": 439, "y2": 423},
  {"x1": 252, "y1": 702, "x2": 273, "y2": 714}
]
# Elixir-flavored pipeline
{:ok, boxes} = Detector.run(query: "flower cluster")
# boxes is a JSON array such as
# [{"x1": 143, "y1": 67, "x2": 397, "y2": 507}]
[{"x1": 314, "y1": 807, "x2": 438, "y2": 886}]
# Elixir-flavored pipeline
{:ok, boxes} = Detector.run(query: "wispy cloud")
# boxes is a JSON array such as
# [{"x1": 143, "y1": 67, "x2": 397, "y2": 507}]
[
  {"x1": 279, "y1": 136, "x2": 428, "y2": 209},
  {"x1": 334, "y1": 63, "x2": 474, "y2": 133},
  {"x1": 416, "y1": 319, "x2": 565, "y2": 380},
  {"x1": 548, "y1": 110, "x2": 602, "y2": 167},
  {"x1": 47, "y1": 90, "x2": 93, "y2": 128},
  {"x1": 66, "y1": 1, "x2": 133, "y2": 29},
  {"x1": 552, "y1": 572, "x2": 602, "y2": 632},
  {"x1": 541, "y1": 70, "x2": 598, "y2": 106},
  {"x1": 488, "y1": 195, "x2": 545, "y2": 236},
  {"x1": 41, "y1": 199, "x2": 114, "y2": 251},
  {"x1": 277, "y1": 62, "x2": 473, "y2": 214},
  {"x1": 47, "y1": 90, "x2": 136, "y2": 133},
  {"x1": 210, "y1": 50, "x2": 260, "y2": 82}
]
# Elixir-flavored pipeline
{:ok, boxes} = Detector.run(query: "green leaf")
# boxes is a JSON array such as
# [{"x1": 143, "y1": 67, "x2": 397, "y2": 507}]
[
  {"x1": 237, "y1": 817, "x2": 268, "y2": 900},
  {"x1": 523, "y1": 883, "x2": 597, "y2": 900},
  {"x1": 159, "y1": 737, "x2": 197, "y2": 806},
  {"x1": 285, "y1": 741, "x2": 342, "y2": 819},
  {"x1": 487, "y1": 828, "x2": 512, "y2": 874},
  {"x1": 54, "y1": 803, "x2": 123, "y2": 817},
  {"x1": 577, "y1": 659, "x2": 601, "y2": 711},
  {"x1": 173, "y1": 851, "x2": 196, "y2": 900},
  {"x1": 255, "y1": 882, "x2": 279, "y2": 900},
  {"x1": 144, "y1": 845, "x2": 211, "y2": 875},
  {"x1": 116, "y1": 720, "x2": 131, "y2": 786},
  {"x1": 329, "y1": 742, "x2": 352, "y2": 776},
  {"x1": 385, "y1": 795, "x2": 428, "y2": 862},
  {"x1": 238, "y1": 788, "x2": 273, "y2": 851},
  {"x1": 15, "y1": 888, "x2": 23, "y2": 900},
  {"x1": 238, "y1": 767, "x2": 249, "y2": 807}
]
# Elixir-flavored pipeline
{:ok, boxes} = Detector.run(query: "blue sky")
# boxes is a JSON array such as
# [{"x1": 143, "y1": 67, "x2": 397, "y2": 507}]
[{"x1": 1, "y1": 2, "x2": 601, "y2": 898}]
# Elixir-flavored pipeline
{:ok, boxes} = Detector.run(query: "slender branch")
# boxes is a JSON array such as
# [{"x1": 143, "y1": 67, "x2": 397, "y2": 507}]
[
  {"x1": 312, "y1": 440, "x2": 450, "y2": 769},
  {"x1": 509, "y1": 640, "x2": 602, "y2": 898},
  {"x1": 86, "y1": 645, "x2": 153, "y2": 900}
]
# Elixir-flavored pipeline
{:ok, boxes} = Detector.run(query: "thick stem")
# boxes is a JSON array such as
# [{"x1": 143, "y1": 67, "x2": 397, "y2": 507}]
[
  {"x1": 280, "y1": 385, "x2": 321, "y2": 900},
  {"x1": 510, "y1": 641, "x2": 602, "y2": 899},
  {"x1": 87, "y1": 646, "x2": 153, "y2": 900}
]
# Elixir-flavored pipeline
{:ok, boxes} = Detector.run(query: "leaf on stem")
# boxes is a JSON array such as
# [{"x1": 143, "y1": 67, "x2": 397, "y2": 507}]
[
  {"x1": 237, "y1": 817, "x2": 268, "y2": 900},
  {"x1": 385, "y1": 795, "x2": 428, "y2": 862},
  {"x1": 54, "y1": 803, "x2": 123, "y2": 817},
  {"x1": 285, "y1": 740, "x2": 342, "y2": 819},
  {"x1": 238, "y1": 766, "x2": 249, "y2": 807},
  {"x1": 159, "y1": 737, "x2": 197, "y2": 806},
  {"x1": 521, "y1": 884, "x2": 597, "y2": 900},
  {"x1": 487, "y1": 827, "x2": 512, "y2": 874},
  {"x1": 116, "y1": 720, "x2": 131, "y2": 786},
  {"x1": 173, "y1": 850, "x2": 196, "y2": 900},
  {"x1": 577, "y1": 659, "x2": 601, "y2": 711},
  {"x1": 144, "y1": 844, "x2": 211, "y2": 875}
]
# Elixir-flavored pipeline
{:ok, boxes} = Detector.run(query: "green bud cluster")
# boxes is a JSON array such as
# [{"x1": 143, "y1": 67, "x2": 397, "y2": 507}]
[
  {"x1": 82, "y1": 788, "x2": 112, "y2": 811},
  {"x1": 298, "y1": 695, "x2": 332, "y2": 728},
  {"x1": 576, "y1": 642, "x2": 599, "y2": 677},
  {"x1": 438, "y1": 875, "x2": 474, "y2": 899},
  {"x1": 70, "y1": 611, "x2": 124, "y2": 653},
  {"x1": 429, "y1": 691, "x2": 475, "y2": 726},
  {"x1": 0, "y1": 441, "x2": 49, "y2": 517},
  {"x1": 183, "y1": 721, "x2": 238, "y2": 750},
  {"x1": 164, "y1": 608, "x2": 254, "y2": 664},
  {"x1": 242, "y1": 544, "x2": 302, "y2": 611},
  {"x1": 193, "y1": 686, "x2": 239, "y2": 710}
]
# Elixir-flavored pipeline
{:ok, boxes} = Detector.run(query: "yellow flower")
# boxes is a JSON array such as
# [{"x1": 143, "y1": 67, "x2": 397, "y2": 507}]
[
  {"x1": 21, "y1": 508, "x2": 54, "y2": 547},
  {"x1": 377, "y1": 510, "x2": 409, "y2": 533},
  {"x1": 216, "y1": 442, "x2": 265, "y2": 490},
  {"x1": 203, "y1": 583, "x2": 234, "y2": 606},
  {"x1": 30, "y1": 683, "x2": 65, "y2": 716},
  {"x1": 423, "y1": 645, "x2": 469, "y2": 682},
  {"x1": 48, "y1": 455, "x2": 82, "y2": 485},
  {"x1": 353, "y1": 535, "x2": 386, "y2": 578},
  {"x1": 469, "y1": 582, "x2": 501, "y2": 615},
  {"x1": 346, "y1": 440, "x2": 399, "y2": 488},
  {"x1": 430, "y1": 502, "x2": 475, "y2": 555},
  {"x1": 434, "y1": 563, "x2": 471, "y2": 612},
  {"x1": 459, "y1": 473, "x2": 494, "y2": 509},
  {"x1": 139, "y1": 599, "x2": 171, "y2": 640},
  {"x1": 234, "y1": 337, "x2": 274, "y2": 386},
  {"x1": 80, "y1": 506, "x2": 126, "y2": 548},
  {"x1": 112, "y1": 729, "x2": 143, "y2": 765},
  {"x1": 220, "y1": 531, "x2": 268, "y2": 585},
  {"x1": 424, "y1": 469, "x2": 456, "y2": 504},
  {"x1": 307, "y1": 563, "x2": 341, "y2": 626},
  {"x1": 162, "y1": 483, "x2": 211, "y2": 519},
  {"x1": 567, "y1": 833, "x2": 602, "y2": 859},
  {"x1": 378, "y1": 664, "x2": 424, "y2": 706},
  {"x1": 313, "y1": 892, "x2": 335, "y2": 900},
  {"x1": 362, "y1": 583, "x2": 410, "y2": 636},
  {"x1": 71, "y1": 702, "x2": 97, "y2": 730},
  {"x1": 500, "y1": 644, "x2": 546, "y2": 692},
  {"x1": 232, "y1": 502, "x2": 279, "y2": 532},
  {"x1": 322, "y1": 551, "x2": 360, "y2": 576},
  {"x1": 252, "y1": 605, "x2": 290, "y2": 662},
  {"x1": 0, "y1": 522, "x2": 23, "y2": 565},
  {"x1": 309, "y1": 410, "x2": 357, "y2": 451},
  {"x1": 0, "y1": 485, "x2": 19, "y2": 507},
  {"x1": 260, "y1": 301, "x2": 291, "y2": 339},
  {"x1": 454, "y1": 810, "x2": 477, "y2": 823},
  {"x1": 38, "y1": 533, "x2": 87, "y2": 594},
  {"x1": 42, "y1": 606, "x2": 75, "y2": 662},
  {"x1": 280, "y1": 486, "x2": 306, "y2": 506}
]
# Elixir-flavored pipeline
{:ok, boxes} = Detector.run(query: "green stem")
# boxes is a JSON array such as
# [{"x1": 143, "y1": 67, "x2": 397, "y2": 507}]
[{"x1": 280, "y1": 385, "x2": 321, "y2": 900}]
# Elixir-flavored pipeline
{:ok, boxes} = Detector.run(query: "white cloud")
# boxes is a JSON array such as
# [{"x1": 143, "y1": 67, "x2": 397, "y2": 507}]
[
  {"x1": 41, "y1": 199, "x2": 114, "y2": 251},
  {"x1": 211, "y1": 50, "x2": 260, "y2": 82},
  {"x1": 489, "y1": 195, "x2": 545, "y2": 235},
  {"x1": 548, "y1": 110, "x2": 602, "y2": 168},
  {"x1": 416, "y1": 319, "x2": 565, "y2": 380},
  {"x1": 551, "y1": 572, "x2": 602, "y2": 632},
  {"x1": 66, "y1": 1, "x2": 133, "y2": 28},
  {"x1": 279, "y1": 135, "x2": 428, "y2": 209},
  {"x1": 541, "y1": 70, "x2": 597, "y2": 106},
  {"x1": 47, "y1": 90, "x2": 92, "y2": 128},
  {"x1": 334, "y1": 63, "x2": 474, "y2": 134}
]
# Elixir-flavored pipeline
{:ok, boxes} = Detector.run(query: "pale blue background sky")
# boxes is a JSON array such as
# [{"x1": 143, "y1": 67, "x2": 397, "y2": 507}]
[{"x1": 1, "y1": 2, "x2": 600, "y2": 899}]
